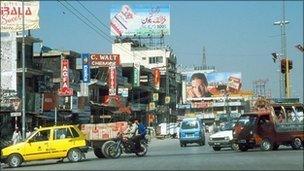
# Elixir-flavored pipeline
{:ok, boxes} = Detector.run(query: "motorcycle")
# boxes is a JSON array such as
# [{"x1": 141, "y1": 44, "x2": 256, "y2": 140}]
[{"x1": 106, "y1": 132, "x2": 148, "y2": 159}]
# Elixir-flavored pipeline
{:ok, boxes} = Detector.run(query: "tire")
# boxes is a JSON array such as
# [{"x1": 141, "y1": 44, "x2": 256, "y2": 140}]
[
  {"x1": 7, "y1": 154, "x2": 22, "y2": 168},
  {"x1": 260, "y1": 139, "x2": 273, "y2": 151},
  {"x1": 239, "y1": 145, "x2": 248, "y2": 152},
  {"x1": 68, "y1": 148, "x2": 82, "y2": 162},
  {"x1": 291, "y1": 137, "x2": 302, "y2": 150},
  {"x1": 231, "y1": 143, "x2": 239, "y2": 151},
  {"x1": 107, "y1": 143, "x2": 122, "y2": 159},
  {"x1": 213, "y1": 147, "x2": 221, "y2": 151},
  {"x1": 135, "y1": 144, "x2": 148, "y2": 157},
  {"x1": 93, "y1": 147, "x2": 105, "y2": 158},
  {"x1": 101, "y1": 141, "x2": 116, "y2": 158},
  {"x1": 272, "y1": 144, "x2": 279, "y2": 150}
]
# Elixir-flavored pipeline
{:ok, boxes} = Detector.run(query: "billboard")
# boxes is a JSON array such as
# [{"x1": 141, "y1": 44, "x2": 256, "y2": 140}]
[
  {"x1": 184, "y1": 72, "x2": 242, "y2": 99},
  {"x1": 0, "y1": 33, "x2": 17, "y2": 91},
  {"x1": 110, "y1": 4, "x2": 170, "y2": 36},
  {"x1": 90, "y1": 54, "x2": 120, "y2": 67},
  {"x1": 0, "y1": 1, "x2": 40, "y2": 32}
]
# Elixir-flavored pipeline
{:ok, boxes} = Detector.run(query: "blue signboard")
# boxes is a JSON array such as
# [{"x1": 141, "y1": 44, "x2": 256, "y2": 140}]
[{"x1": 82, "y1": 53, "x2": 90, "y2": 83}]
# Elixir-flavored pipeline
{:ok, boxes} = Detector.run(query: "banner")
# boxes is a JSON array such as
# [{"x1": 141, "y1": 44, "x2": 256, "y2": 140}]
[
  {"x1": 110, "y1": 4, "x2": 170, "y2": 36},
  {"x1": 184, "y1": 71, "x2": 242, "y2": 100},
  {"x1": 0, "y1": 1, "x2": 40, "y2": 32},
  {"x1": 58, "y1": 59, "x2": 73, "y2": 96},
  {"x1": 82, "y1": 53, "x2": 90, "y2": 83},
  {"x1": 108, "y1": 65, "x2": 117, "y2": 96},
  {"x1": 90, "y1": 54, "x2": 120, "y2": 67},
  {"x1": 0, "y1": 33, "x2": 17, "y2": 91}
]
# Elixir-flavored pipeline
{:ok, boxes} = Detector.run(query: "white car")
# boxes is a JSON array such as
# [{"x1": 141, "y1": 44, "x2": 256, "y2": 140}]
[{"x1": 208, "y1": 123, "x2": 238, "y2": 151}]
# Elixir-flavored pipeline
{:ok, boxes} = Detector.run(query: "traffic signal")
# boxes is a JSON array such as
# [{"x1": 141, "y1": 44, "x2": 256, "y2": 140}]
[
  {"x1": 288, "y1": 59, "x2": 293, "y2": 70},
  {"x1": 281, "y1": 59, "x2": 286, "y2": 73},
  {"x1": 280, "y1": 59, "x2": 292, "y2": 73}
]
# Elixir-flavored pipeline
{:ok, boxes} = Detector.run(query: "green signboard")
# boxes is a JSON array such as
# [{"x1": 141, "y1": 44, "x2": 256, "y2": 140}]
[{"x1": 133, "y1": 63, "x2": 140, "y2": 87}]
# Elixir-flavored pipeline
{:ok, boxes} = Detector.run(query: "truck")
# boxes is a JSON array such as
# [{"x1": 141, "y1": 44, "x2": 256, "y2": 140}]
[
  {"x1": 80, "y1": 121, "x2": 130, "y2": 158},
  {"x1": 232, "y1": 99, "x2": 304, "y2": 151}
]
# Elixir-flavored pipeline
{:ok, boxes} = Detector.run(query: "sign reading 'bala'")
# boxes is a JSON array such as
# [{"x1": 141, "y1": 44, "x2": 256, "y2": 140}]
[
  {"x1": 90, "y1": 54, "x2": 120, "y2": 67},
  {"x1": 0, "y1": 1, "x2": 40, "y2": 32}
]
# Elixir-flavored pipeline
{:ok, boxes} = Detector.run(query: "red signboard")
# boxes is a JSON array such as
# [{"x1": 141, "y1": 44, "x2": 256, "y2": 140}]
[
  {"x1": 153, "y1": 68, "x2": 160, "y2": 90},
  {"x1": 43, "y1": 93, "x2": 55, "y2": 111},
  {"x1": 108, "y1": 65, "x2": 117, "y2": 96},
  {"x1": 58, "y1": 59, "x2": 73, "y2": 96},
  {"x1": 90, "y1": 54, "x2": 120, "y2": 66},
  {"x1": 191, "y1": 101, "x2": 212, "y2": 109}
]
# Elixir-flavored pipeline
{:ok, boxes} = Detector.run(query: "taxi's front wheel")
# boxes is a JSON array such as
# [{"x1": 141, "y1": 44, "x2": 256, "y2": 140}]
[
  {"x1": 7, "y1": 154, "x2": 22, "y2": 168},
  {"x1": 67, "y1": 148, "x2": 82, "y2": 162}
]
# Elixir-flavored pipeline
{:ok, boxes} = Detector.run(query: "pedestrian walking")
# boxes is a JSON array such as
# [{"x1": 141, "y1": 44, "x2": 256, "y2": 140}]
[
  {"x1": 26, "y1": 129, "x2": 32, "y2": 139},
  {"x1": 11, "y1": 128, "x2": 21, "y2": 145}
]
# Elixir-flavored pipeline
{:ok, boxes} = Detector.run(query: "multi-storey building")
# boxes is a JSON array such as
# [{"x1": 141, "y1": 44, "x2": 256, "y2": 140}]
[
  {"x1": 1, "y1": 33, "x2": 52, "y2": 140},
  {"x1": 112, "y1": 37, "x2": 180, "y2": 124}
]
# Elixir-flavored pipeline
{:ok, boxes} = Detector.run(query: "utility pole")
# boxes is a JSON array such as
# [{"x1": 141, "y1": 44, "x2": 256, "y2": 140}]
[
  {"x1": 282, "y1": 0, "x2": 290, "y2": 98},
  {"x1": 22, "y1": 0, "x2": 26, "y2": 140}
]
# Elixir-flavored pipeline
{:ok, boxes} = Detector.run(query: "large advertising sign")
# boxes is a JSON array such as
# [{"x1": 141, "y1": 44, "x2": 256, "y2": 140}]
[
  {"x1": 58, "y1": 59, "x2": 73, "y2": 96},
  {"x1": 108, "y1": 65, "x2": 117, "y2": 96},
  {"x1": 0, "y1": 33, "x2": 17, "y2": 91},
  {"x1": 184, "y1": 72, "x2": 242, "y2": 100},
  {"x1": 90, "y1": 54, "x2": 120, "y2": 67},
  {"x1": 0, "y1": 1, "x2": 40, "y2": 32},
  {"x1": 110, "y1": 4, "x2": 170, "y2": 36},
  {"x1": 82, "y1": 53, "x2": 90, "y2": 83}
]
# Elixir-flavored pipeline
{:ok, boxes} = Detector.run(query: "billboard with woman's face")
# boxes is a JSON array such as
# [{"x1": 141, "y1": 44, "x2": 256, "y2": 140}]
[{"x1": 184, "y1": 71, "x2": 242, "y2": 100}]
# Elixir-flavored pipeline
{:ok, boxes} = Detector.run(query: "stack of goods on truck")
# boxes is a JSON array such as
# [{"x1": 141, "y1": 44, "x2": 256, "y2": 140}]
[{"x1": 80, "y1": 121, "x2": 129, "y2": 140}]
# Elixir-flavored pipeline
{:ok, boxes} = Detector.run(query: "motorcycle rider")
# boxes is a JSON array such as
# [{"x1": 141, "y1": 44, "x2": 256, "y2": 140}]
[{"x1": 127, "y1": 117, "x2": 144, "y2": 153}]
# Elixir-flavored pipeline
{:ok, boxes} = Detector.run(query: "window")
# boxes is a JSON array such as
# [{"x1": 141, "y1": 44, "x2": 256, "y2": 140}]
[
  {"x1": 181, "y1": 120, "x2": 198, "y2": 129},
  {"x1": 142, "y1": 57, "x2": 146, "y2": 60},
  {"x1": 54, "y1": 128, "x2": 73, "y2": 140},
  {"x1": 149, "y1": 56, "x2": 163, "y2": 64},
  {"x1": 31, "y1": 129, "x2": 50, "y2": 142},
  {"x1": 70, "y1": 127, "x2": 80, "y2": 137}
]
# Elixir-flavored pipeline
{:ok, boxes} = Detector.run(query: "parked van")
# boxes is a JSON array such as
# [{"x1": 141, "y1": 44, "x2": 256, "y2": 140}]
[{"x1": 179, "y1": 118, "x2": 205, "y2": 147}]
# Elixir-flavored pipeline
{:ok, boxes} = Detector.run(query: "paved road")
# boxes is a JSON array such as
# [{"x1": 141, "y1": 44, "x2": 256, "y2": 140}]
[{"x1": 2, "y1": 137, "x2": 303, "y2": 170}]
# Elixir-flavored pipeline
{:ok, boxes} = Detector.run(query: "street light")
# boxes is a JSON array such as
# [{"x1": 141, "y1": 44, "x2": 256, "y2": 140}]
[
  {"x1": 271, "y1": 52, "x2": 283, "y2": 98},
  {"x1": 294, "y1": 44, "x2": 304, "y2": 103}
]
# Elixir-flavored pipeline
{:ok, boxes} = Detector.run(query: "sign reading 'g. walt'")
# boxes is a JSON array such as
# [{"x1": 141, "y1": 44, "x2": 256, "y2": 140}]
[{"x1": 58, "y1": 59, "x2": 73, "y2": 96}]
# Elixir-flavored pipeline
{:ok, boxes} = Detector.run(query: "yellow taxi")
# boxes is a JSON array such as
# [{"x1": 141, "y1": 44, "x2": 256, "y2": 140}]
[{"x1": 1, "y1": 125, "x2": 88, "y2": 168}]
